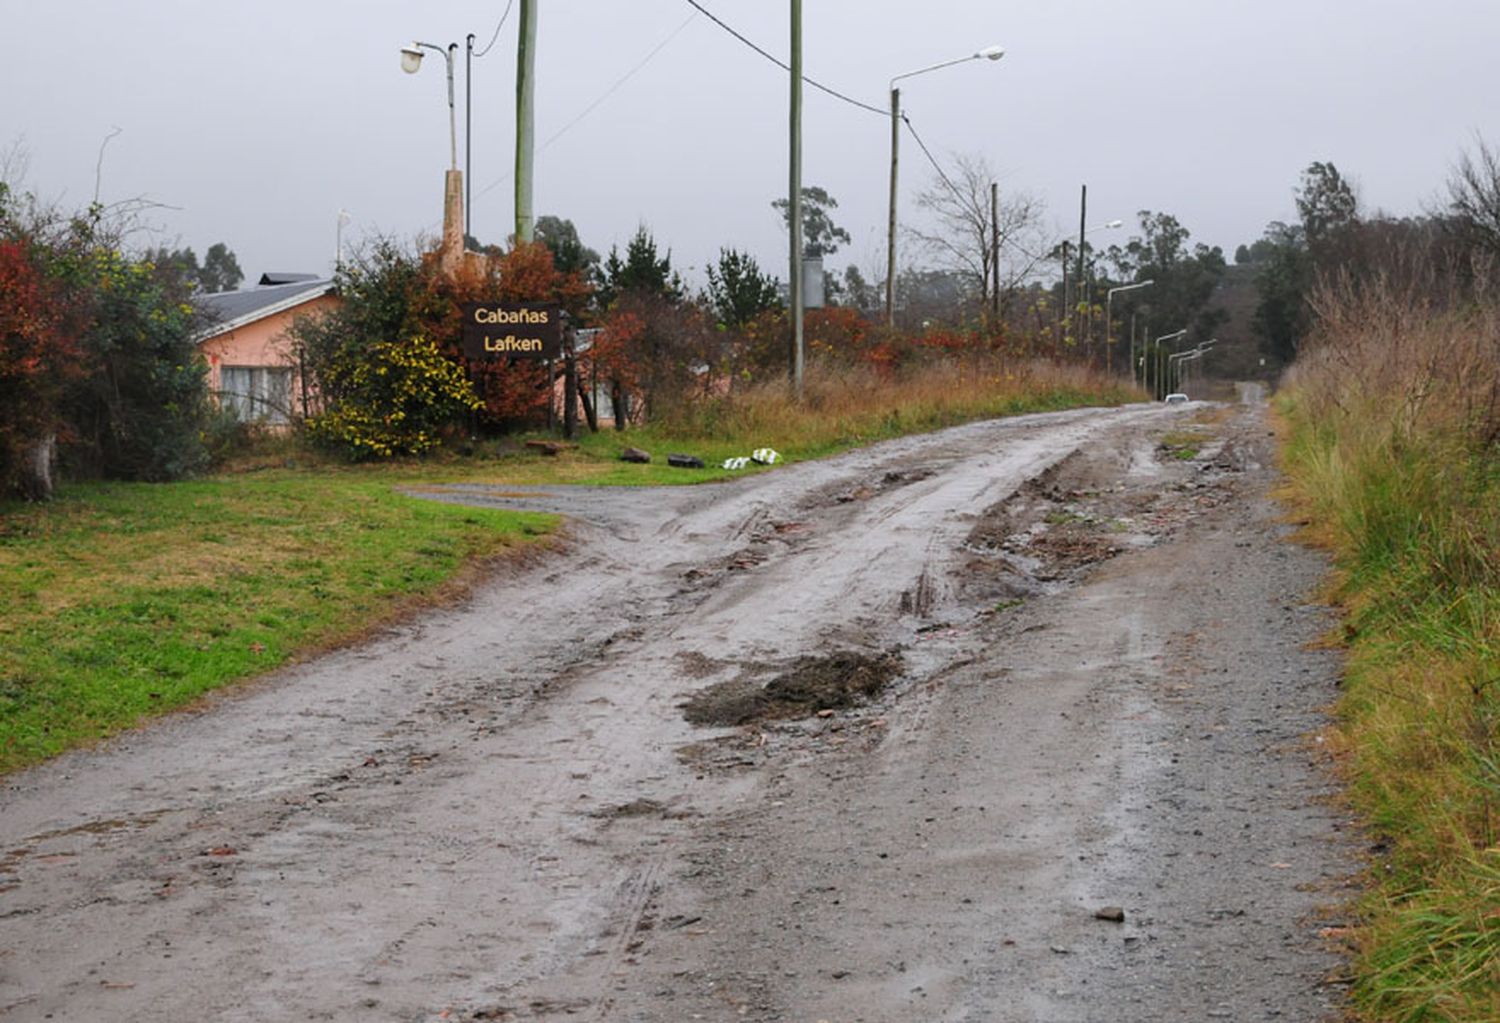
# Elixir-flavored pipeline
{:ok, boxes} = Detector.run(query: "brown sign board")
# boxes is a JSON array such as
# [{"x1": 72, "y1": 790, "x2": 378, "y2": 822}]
[{"x1": 461, "y1": 303, "x2": 562, "y2": 361}]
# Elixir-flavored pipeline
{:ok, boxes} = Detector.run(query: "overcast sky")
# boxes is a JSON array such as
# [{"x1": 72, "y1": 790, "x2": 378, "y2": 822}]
[{"x1": 4, "y1": 1, "x2": 1498, "y2": 289}]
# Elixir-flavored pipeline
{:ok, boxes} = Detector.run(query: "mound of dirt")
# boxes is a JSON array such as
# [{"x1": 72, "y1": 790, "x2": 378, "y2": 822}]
[{"x1": 682, "y1": 651, "x2": 904, "y2": 727}]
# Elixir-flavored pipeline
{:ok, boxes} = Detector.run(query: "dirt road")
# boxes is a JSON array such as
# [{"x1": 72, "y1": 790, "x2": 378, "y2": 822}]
[{"x1": 0, "y1": 400, "x2": 1356, "y2": 1022}]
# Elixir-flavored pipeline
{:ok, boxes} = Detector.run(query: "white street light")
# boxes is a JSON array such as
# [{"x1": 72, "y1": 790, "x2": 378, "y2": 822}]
[
  {"x1": 400, "y1": 40, "x2": 458, "y2": 172},
  {"x1": 1167, "y1": 338, "x2": 1216, "y2": 396},
  {"x1": 1146, "y1": 328, "x2": 1188, "y2": 395},
  {"x1": 885, "y1": 44, "x2": 1005, "y2": 327}
]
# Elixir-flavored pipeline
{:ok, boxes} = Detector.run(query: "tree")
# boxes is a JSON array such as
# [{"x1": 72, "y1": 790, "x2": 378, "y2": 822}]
[
  {"x1": 0, "y1": 238, "x2": 79, "y2": 498},
  {"x1": 65, "y1": 246, "x2": 211, "y2": 481},
  {"x1": 910, "y1": 152, "x2": 1049, "y2": 318},
  {"x1": 598, "y1": 225, "x2": 683, "y2": 307},
  {"x1": 143, "y1": 242, "x2": 241, "y2": 293},
  {"x1": 145, "y1": 245, "x2": 200, "y2": 281},
  {"x1": 1447, "y1": 135, "x2": 1500, "y2": 261},
  {"x1": 1295, "y1": 161, "x2": 1359, "y2": 249},
  {"x1": 199, "y1": 242, "x2": 243, "y2": 293},
  {"x1": 535, "y1": 215, "x2": 600, "y2": 279},
  {"x1": 836, "y1": 265, "x2": 879, "y2": 316},
  {"x1": 772, "y1": 185, "x2": 851, "y2": 258},
  {"x1": 1249, "y1": 221, "x2": 1311, "y2": 365},
  {"x1": 1, "y1": 186, "x2": 213, "y2": 490},
  {"x1": 1105, "y1": 211, "x2": 1228, "y2": 343},
  {"x1": 705, "y1": 248, "x2": 780, "y2": 329},
  {"x1": 291, "y1": 236, "x2": 592, "y2": 440}
]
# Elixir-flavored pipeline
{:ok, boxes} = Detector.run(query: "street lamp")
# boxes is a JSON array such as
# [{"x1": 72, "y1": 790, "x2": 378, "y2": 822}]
[
  {"x1": 1145, "y1": 328, "x2": 1187, "y2": 395},
  {"x1": 885, "y1": 44, "x2": 1005, "y2": 327},
  {"x1": 1173, "y1": 338, "x2": 1216, "y2": 395},
  {"x1": 1167, "y1": 338, "x2": 1215, "y2": 396},
  {"x1": 1106, "y1": 279, "x2": 1153, "y2": 378},
  {"x1": 400, "y1": 41, "x2": 459, "y2": 172}
]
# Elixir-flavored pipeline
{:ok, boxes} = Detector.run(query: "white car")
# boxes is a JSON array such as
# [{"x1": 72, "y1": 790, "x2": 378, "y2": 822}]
[{"x1": 1163, "y1": 393, "x2": 1190, "y2": 405}]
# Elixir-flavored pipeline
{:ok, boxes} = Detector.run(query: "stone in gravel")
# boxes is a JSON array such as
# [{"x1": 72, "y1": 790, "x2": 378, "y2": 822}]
[
  {"x1": 1095, "y1": 906, "x2": 1126, "y2": 922},
  {"x1": 621, "y1": 447, "x2": 652, "y2": 463}
]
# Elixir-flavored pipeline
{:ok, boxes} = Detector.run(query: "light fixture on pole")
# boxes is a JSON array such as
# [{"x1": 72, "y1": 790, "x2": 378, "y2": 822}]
[
  {"x1": 1149, "y1": 328, "x2": 1188, "y2": 396},
  {"x1": 1106, "y1": 279, "x2": 1153, "y2": 377},
  {"x1": 1172, "y1": 338, "x2": 1216, "y2": 395},
  {"x1": 885, "y1": 44, "x2": 1005, "y2": 328},
  {"x1": 400, "y1": 41, "x2": 459, "y2": 172},
  {"x1": 1167, "y1": 338, "x2": 1215, "y2": 395}
]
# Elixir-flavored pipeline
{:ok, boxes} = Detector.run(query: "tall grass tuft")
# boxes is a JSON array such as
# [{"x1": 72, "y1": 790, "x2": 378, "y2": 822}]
[{"x1": 1280, "y1": 258, "x2": 1500, "y2": 1020}]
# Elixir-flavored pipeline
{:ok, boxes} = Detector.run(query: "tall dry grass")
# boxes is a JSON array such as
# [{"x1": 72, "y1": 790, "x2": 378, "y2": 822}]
[
  {"x1": 652, "y1": 356, "x2": 1137, "y2": 451},
  {"x1": 1280, "y1": 259, "x2": 1500, "y2": 1021}
]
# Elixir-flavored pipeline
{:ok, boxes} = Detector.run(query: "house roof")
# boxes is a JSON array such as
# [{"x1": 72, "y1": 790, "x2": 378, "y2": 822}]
[
  {"x1": 258, "y1": 272, "x2": 320, "y2": 286},
  {"x1": 195, "y1": 277, "x2": 335, "y2": 340}
]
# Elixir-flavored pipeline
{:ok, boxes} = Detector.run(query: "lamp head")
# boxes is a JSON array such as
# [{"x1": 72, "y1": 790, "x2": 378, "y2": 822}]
[
  {"x1": 400, "y1": 44, "x2": 424, "y2": 74},
  {"x1": 976, "y1": 45, "x2": 1006, "y2": 61},
  {"x1": 1104, "y1": 219, "x2": 1123, "y2": 229}
]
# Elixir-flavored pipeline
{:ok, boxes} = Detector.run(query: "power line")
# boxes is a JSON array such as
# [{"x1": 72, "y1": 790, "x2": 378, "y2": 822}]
[
  {"x1": 902, "y1": 114, "x2": 964, "y2": 200},
  {"x1": 474, "y1": 12, "x2": 699, "y2": 201},
  {"x1": 540, "y1": 13, "x2": 699, "y2": 151},
  {"x1": 682, "y1": 0, "x2": 886, "y2": 117},
  {"x1": 471, "y1": 0, "x2": 515, "y2": 58}
]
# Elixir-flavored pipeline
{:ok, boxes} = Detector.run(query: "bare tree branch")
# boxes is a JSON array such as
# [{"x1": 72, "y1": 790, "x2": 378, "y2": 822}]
[{"x1": 910, "y1": 152, "x2": 1049, "y2": 314}]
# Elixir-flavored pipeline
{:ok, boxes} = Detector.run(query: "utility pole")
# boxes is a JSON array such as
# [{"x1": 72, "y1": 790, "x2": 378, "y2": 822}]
[
  {"x1": 789, "y1": 0, "x2": 804, "y2": 394},
  {"x1": 1075, "y1": 184, "x2": 1087, "y2": 356},
  {"x1": 885, "y1": 86, "x2": 900, "y2": 329},
  {"x1": 1058, "y1": 240, "x2": 1069, "y2": 354},
  {"x1": 514, "y1": 0, "x2": 536, "y2": 243},
  {"x1": 990, "y1": 181, "x2": 1000, "y2": 324}
]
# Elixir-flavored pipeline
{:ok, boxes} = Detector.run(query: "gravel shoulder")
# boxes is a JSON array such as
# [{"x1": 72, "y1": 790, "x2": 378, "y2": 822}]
[{"x1": 0, "y1": 400, "x2": 1358, "y2": 1022}]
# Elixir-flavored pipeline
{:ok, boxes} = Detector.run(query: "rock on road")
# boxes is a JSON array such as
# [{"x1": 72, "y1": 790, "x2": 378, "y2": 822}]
[{"x1": 0, "y1": 401, "x2": 1357, "y2": 1022}]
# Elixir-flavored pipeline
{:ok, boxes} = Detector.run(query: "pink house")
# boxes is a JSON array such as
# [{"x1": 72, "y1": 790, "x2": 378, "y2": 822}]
[{"x1": 195, "y1": 273, "x2": 338, "y2": 424}]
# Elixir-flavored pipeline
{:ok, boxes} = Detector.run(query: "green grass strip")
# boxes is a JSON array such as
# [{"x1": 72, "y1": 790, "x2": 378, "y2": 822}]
[{"x1": 0, "y1": 474, "x2": 554, "y2": 773}]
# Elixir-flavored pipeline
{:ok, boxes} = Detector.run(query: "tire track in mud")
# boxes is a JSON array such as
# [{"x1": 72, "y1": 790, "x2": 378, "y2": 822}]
[{"x1": 0, "y1": 403, "x2": 1314, "y2": 1023}]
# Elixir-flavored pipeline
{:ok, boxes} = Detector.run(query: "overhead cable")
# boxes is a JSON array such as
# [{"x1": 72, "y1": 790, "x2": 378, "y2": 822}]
[
  {"x1": 471, "y1": 0, "x2": 515, "y2": 57},
  {"x1": 682, "y1": 0, "x2": 886, "y2": 116}
]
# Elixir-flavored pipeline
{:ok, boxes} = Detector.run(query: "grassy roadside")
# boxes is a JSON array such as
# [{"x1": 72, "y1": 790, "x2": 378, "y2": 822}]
[
  {"x1": 0, "y1": 475, "x2": 554, "y2": 773},
  {"x1": 425, "y1": 361, "x2": 1140, "y2": 486},
  {"x1": 1, "y1": 360, "x2": 1137, "y2": 776},
  {"x1": 1276, "y1": 289, "x2": 1500, "y2": 1020}
]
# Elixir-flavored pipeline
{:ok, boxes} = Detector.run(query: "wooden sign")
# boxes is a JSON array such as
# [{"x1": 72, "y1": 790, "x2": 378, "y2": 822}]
[{"x1": 461, "y1": 303, "x2": 561, "y2": 360}]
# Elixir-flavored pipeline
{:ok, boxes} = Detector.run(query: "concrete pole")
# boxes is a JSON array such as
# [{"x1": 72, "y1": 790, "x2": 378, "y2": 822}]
[
  {"x1": 885, "y1": 86, "x2": 900, "y2": 329},
  {"x1": 514, "y1": 0, "x2": 537, "y2": 243},
  {"x1": 465, "y1": 34, "x2": 474, "y2": 242},
  {"x1": 789, "y1": 0, "x2": 804, "y2": 393}
]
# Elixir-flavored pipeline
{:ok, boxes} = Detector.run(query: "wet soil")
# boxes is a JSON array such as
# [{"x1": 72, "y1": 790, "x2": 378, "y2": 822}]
[
  {"x1": 0, "y1": 399, "x2": 1358, "y2": 1022},
  {"x1": 682, "y1": 651, "x2": 904, "y2": 727}
]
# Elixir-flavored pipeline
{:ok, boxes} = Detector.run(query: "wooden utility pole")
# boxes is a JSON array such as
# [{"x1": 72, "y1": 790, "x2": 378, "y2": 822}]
[
  {"x1": 789, "y1": 0, "x2": 804, "y2": 394},
  {"x1": 885, "y1": 86, "x2": 900, "y2": 329},
  {"x1": 990, "y1": 181, "x2": 1001, "y2": 323},
  {"x1": 1075, "y1": 184, "x2": 1087, "y2": 353},
  {"x1": 514, "y1": 0, "x2": 536, "y2": 243}
]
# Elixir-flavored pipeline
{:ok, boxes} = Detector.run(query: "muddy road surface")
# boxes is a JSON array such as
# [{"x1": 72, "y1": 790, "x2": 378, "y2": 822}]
[{"x1": 0, "y1": 401, "x2": 1357, "y2": 1022}]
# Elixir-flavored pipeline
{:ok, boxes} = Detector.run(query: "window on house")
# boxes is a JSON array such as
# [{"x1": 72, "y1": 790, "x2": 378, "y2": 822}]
[{"x1": 219, "y1": 366, "x2": 293, "y2": 424}]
